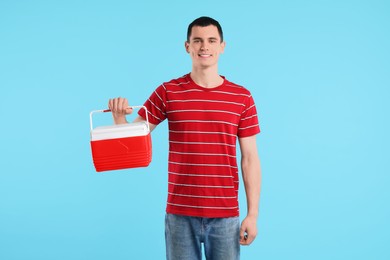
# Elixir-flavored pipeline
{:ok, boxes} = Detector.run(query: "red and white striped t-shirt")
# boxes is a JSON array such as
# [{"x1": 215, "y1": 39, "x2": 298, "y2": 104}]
[{"x1": 138, "y1": 74, "x2": 260, "y2": 218}]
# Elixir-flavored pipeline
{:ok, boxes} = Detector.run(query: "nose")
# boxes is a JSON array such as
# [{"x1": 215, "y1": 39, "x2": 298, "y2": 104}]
[{"x1": 200, "y1": 42, "x2": 209, "y2": 51}]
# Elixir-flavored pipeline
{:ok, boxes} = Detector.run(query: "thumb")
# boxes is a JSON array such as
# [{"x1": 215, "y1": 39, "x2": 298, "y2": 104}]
[
  {"x1": 125, "y1": 107, "x2": 133, "y2": 114},
  {"x1": 239, "y1": 225, "x2": 246, "y2": 241}
]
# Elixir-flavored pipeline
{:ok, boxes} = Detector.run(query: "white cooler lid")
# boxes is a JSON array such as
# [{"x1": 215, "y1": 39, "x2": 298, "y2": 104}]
[{"x1": 91, "y1": 122, "x2": 149, "y2": 141}]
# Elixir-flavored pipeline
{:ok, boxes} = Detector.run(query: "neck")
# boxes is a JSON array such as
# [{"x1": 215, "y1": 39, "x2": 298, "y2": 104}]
[{"x1": 190, "y1": 66, "x2": 223, "y2": 88}]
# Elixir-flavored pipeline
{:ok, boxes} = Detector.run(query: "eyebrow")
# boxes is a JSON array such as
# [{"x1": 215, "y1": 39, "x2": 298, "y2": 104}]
[{"x1": 191, "y1": 37, "x2": 219, "y2": 41}]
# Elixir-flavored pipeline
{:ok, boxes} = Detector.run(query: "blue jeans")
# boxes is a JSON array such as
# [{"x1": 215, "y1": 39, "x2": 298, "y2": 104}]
[{"x1": 165, "y1": 213, "x2": 240, "y2": 260}]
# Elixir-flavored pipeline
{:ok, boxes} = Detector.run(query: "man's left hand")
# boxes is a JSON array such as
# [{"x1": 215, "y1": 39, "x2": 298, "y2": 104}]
[{"x1": 239, "y1": 215, "x2": 258, "y2": 245}]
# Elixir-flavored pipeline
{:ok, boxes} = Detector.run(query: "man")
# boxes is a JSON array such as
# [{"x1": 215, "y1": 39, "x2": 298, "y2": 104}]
[{"x1": 109, "y1": 16, "x2": 261, "y2": 260}]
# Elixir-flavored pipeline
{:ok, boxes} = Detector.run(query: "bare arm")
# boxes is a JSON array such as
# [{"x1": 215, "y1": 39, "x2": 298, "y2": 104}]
[
  {"x1": 108, "y1": 97, "x2": 157, "y2": 131},
  {"x1": 238, "y1": 135, "x2": 261, "y2": 245},
  {"x1": 133, "y1": 115, "x2": 157, "y2": 132}
]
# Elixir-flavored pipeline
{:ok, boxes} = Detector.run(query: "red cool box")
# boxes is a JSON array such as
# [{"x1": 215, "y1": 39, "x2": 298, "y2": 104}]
[{"x1": 89, "y1": 106, "x2": 152, "y2": 172}]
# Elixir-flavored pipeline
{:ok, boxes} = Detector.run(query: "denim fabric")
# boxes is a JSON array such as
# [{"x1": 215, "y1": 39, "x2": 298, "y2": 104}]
[{"x1": 165, "y1": 213, "x2": 240, "y2": 260}]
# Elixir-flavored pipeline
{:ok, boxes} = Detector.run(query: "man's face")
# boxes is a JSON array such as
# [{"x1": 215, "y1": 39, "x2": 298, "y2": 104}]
[{"x1": 185, "y1": 25, "x2": 225, "y2": 69}]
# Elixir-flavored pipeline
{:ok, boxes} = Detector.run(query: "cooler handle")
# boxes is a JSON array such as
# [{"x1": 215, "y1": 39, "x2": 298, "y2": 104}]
[{"x1": 89, "y1": 105, "x2": 150, "y2": 132}]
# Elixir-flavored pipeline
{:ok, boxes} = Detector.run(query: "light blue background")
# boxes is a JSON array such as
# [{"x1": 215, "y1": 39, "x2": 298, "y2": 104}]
[{"x1": 1, "y1": 0, "x2": 389, "y2": 259}]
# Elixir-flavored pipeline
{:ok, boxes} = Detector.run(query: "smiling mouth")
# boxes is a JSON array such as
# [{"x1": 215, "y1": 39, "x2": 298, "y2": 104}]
[{"x1": 198, "y1": 54, "x2": 212, "y2": 58}]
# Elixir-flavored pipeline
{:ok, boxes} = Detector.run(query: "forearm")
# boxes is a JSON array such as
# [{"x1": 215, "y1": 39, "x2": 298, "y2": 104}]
[
  {"x1": 113, "y1": 115, "x2": 156, "y2": 131},
  {"x1": 113, "y1": 115, "x2": 128, "y2": 124},
  {"x1": 241, "y1": 155, "x2": 261, "y2": 218}
]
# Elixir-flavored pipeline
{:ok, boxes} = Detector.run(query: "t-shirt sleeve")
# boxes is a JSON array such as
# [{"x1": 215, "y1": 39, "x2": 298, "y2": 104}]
[
  {"x1": 138, "y1": 84, "x2": 167, "y2": 125},
  {"x1": 237, "y1": 94, "x2": 260, "y2": 138}
]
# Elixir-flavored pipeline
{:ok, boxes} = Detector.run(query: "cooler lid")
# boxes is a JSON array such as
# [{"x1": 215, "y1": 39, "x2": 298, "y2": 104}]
[{"x1": 91, "y1": 122, "x2": 149, "y2": 141}]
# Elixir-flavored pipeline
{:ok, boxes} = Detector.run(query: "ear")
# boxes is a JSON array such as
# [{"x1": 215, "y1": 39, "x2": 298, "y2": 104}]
[
  {"x1": 184, "y1": 41, "x2": 190, "y2": 53},
  {"x1": 220, "y1": 41, "x2": 226, "y2": 54}
]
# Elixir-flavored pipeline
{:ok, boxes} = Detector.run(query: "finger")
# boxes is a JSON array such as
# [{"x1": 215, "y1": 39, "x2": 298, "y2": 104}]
[
  {"x1": 116, "y1": 97, "x2": 123, "y2": 113},
  {"x1": 111, "y1": 98, "x2": 117, "y2": 112},
  {"x1": 115, "y1": 97, "x2": 122, "y2": 113},
  {"x1": 239, "y1": 227, "x2": 246, "y2": 241},
  {"x1": 121, "y1": 98, "x2": 129, "y2": 113},
  {"x1": 108, "y1": 99, "x2": 112, "y2": 110},
  {"x1": 120, "y1": 98, "x2": 128, "y2": 113},
  {"x1": 125, "y1": 107, "x2": 133, "y2": 115},
  {"x1": 116, "y1": 97, "x2": 122, "y2": 113},
  {"x1": 239, "y1": 231, "x2": 247, "y2": 243},
  {"x1": 109, "y1": 98, "x2": 118, "y2": 112},
  {"x1": 123, "y1": 98, "x2": 129, "y2": 109},
  {"x1": 108, "y1": 97, "x2": 132, "y2": 114},
  {"x1": 243, "y1": 232, "x2": 257, "y2": 245},
  {"x1": 246, "y1": 234, "x2": 255, "y2": 245},
  {"x1": 121, "y1": 98, "x2": 133, "y2": 114}
]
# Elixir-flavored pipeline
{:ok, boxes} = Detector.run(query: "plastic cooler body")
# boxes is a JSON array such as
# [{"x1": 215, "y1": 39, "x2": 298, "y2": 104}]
[{"x1": 90, "y1": 121, "x2": 152, "y2": 172}]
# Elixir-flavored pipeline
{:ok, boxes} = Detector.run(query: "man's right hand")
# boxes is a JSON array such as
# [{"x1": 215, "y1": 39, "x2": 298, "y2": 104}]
[{"x1": 108, "y1": 97, "x2": 133, "y2": 124}]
